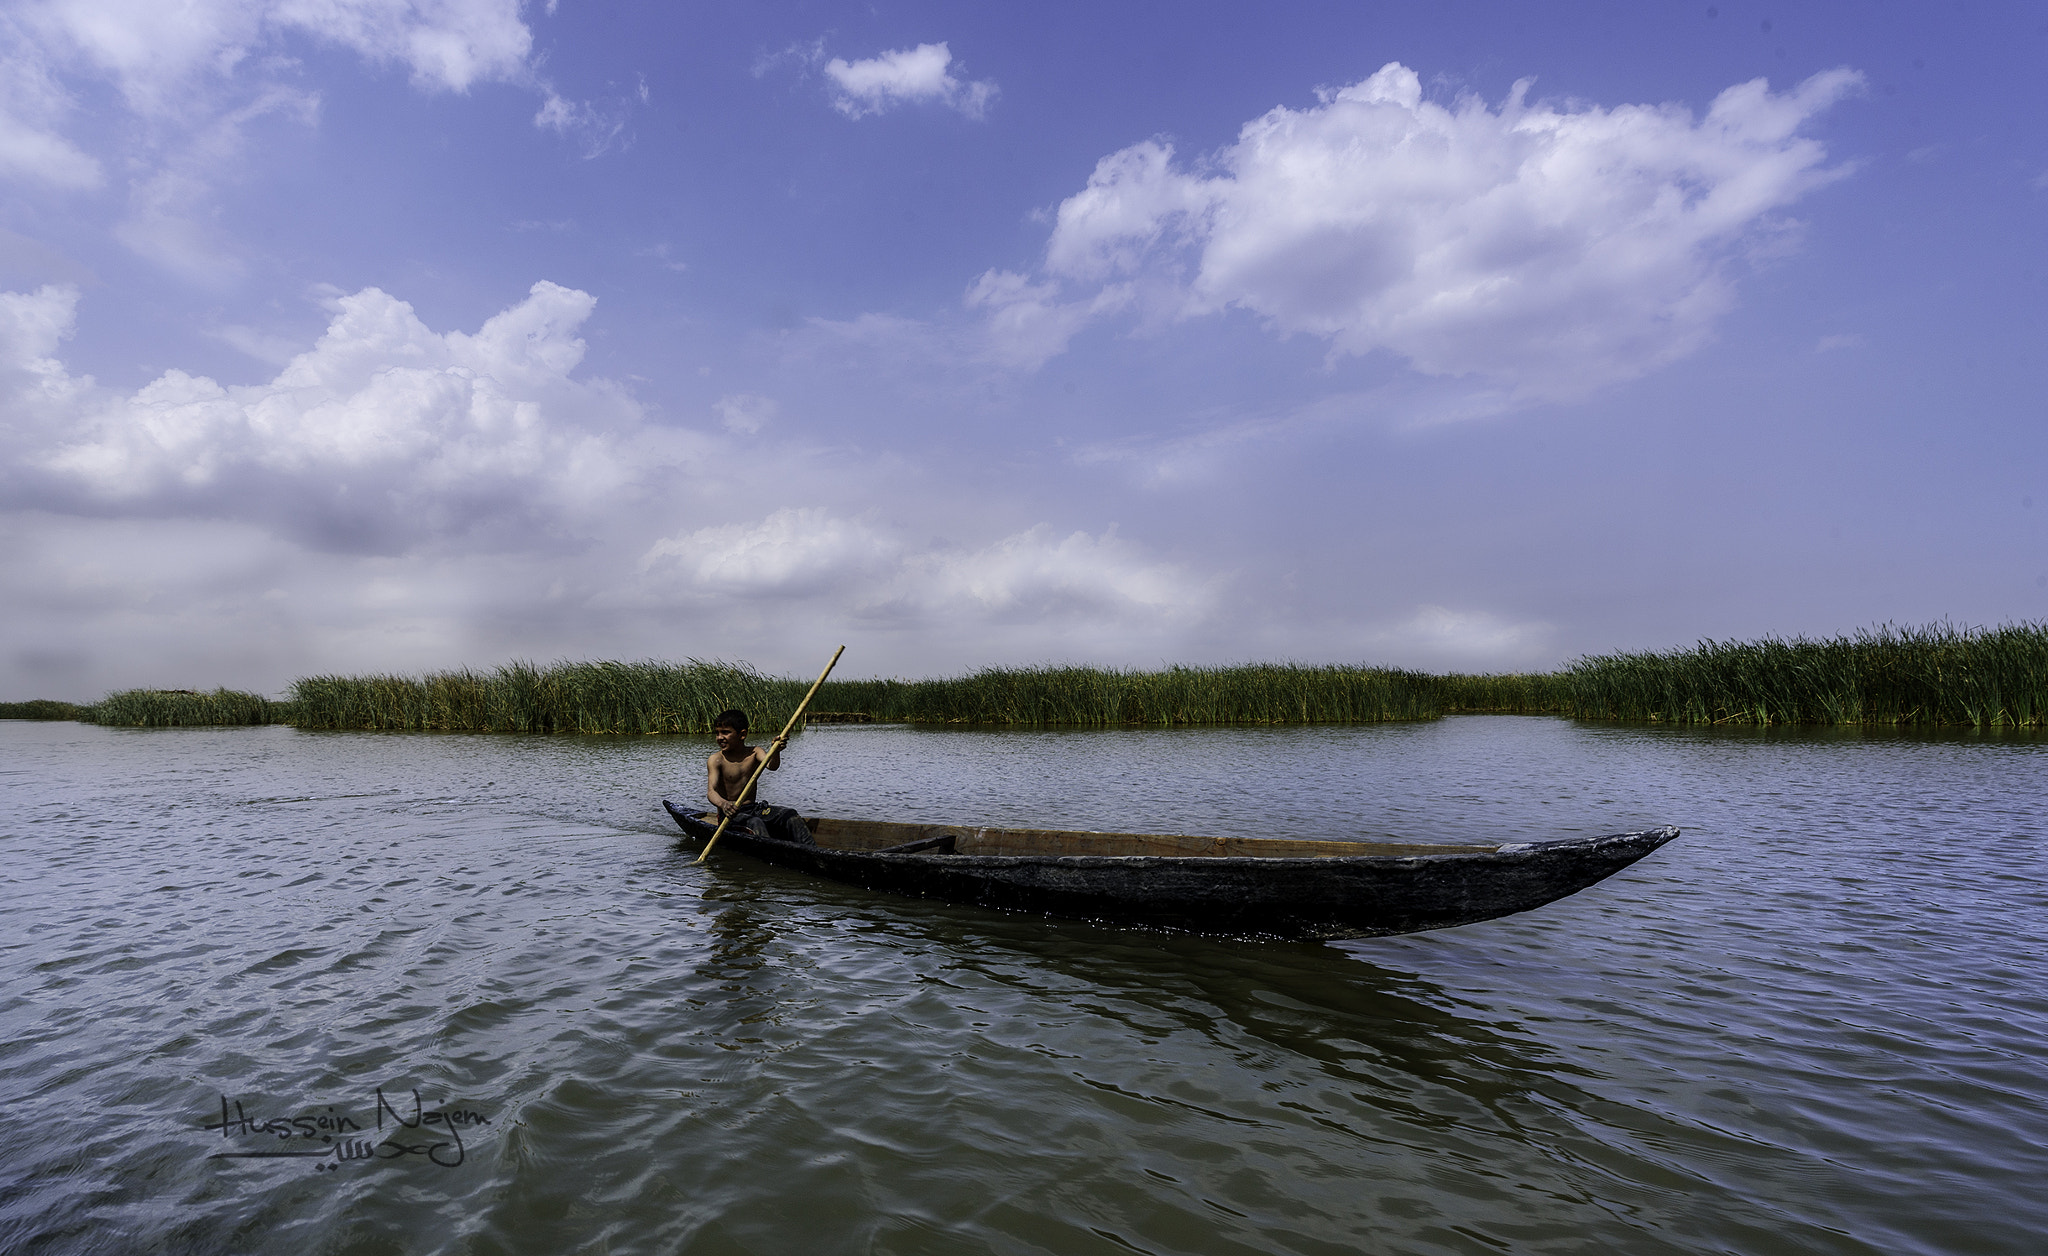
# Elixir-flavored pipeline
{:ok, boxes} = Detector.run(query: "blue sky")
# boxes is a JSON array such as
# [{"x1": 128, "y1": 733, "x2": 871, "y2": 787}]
[{"x1": 2, "y1": 0, "x2": 2043, "y2": 698}]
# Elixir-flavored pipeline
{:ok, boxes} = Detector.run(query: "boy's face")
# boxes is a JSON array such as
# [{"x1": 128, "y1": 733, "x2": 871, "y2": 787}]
[{"x1": 714, "y1": 724, "x2": 745, "y2": 751}]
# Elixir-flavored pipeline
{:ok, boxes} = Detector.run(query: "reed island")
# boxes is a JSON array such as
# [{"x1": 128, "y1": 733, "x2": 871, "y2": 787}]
[{"x1": 7, "y1": 621, "x2": 2043, "y2": 732}]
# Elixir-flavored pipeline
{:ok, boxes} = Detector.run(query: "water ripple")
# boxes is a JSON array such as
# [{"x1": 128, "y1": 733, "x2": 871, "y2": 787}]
[{"x1": 0, "y1": 718, "x2": 2042, "y2": 1254}]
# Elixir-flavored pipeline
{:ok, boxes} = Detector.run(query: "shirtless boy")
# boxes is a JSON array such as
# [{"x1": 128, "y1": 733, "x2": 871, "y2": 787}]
[{"x1": 705, "y1": 708, "x2": 781, "y2": 818}]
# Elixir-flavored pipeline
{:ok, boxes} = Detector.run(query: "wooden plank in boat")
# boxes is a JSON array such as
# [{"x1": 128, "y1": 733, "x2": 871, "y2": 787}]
[{"x1": 805, "y1": 817, "x2": 1487, "y2": 859}]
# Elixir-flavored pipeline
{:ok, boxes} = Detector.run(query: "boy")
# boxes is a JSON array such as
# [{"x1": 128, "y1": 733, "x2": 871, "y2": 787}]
[{"x1": 705, "y1": 708, "x2": 781, "y2": 820}]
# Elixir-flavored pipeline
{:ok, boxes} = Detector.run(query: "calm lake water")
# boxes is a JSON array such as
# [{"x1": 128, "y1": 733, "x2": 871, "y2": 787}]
[{"x1": 1, "y1": 716, "x2": 2043, "y2": 1255}]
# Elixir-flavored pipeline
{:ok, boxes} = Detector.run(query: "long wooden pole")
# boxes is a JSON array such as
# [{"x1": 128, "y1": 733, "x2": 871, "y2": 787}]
[{"x1": 694, "y1": 645, "x2": 844, "y2": 865}]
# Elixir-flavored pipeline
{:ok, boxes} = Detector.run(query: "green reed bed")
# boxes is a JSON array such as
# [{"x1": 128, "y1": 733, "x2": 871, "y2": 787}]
[
  {"x1": 283, "y1": 661, "x2": 1439, "y2": 731},
  {"x1": 1564, "y1": 622, "x2": 2048, "y2": 727},
  {"x1": 814, "y1": 663, "x2": 1439, "y2": 726},
  {"x1": 89, "y1": 688, "x2": 278, "y2": 727},
  {"x1": 57, "y1": 620, "x2": 2041, "y2": 734},
  {"x1": 288, "y1": 659, "x2": 806, "y2": 734},
  {"x1": 1435, "y1": 672, "x2": 1575, "y2": 714},
  {"x1": 0, "y1": 699, "x2": 88, "y2": 720}
]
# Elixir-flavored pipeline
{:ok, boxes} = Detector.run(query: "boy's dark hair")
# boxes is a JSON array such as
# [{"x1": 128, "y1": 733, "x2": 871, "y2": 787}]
[{"x1": 712, "y1": 709, "x2": 749, "y2": 732}]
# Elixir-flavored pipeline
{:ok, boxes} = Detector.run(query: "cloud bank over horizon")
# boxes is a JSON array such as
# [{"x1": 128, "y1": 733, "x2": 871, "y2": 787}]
[{"x1": 4, "y1": 280, "x2": 1354, "y2": 696}]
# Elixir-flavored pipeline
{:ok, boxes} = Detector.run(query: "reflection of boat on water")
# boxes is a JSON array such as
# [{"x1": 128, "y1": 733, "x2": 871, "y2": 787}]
[{"x1": 662, "y1": 801, "x2": 1678, "y2": 942}]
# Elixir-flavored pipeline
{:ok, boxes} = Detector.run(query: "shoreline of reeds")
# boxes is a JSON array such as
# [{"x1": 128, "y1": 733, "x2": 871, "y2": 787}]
[
  {"x1": 0, "y1": 699, "x2": 90, "y2": 721},
  {"x1": 17, "y1": 621, "x2": 2045, "y2": 732},
  {"x1": 280, "y1": 661, "x2": 1445, "y2": 732},
  {"x1": 1561, "y1": 622, "x2": 2046, "y2": 728}
]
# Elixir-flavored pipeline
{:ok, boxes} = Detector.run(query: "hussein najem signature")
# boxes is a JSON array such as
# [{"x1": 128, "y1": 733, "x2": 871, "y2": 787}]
[{"x1": 203, "y1": 1088, "x2": 489, "y2": 1171}]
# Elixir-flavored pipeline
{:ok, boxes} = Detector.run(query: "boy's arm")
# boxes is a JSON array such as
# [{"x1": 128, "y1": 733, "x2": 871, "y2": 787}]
[{"x1": 764, "y1": 740, "x2": 782, "y2": 772}]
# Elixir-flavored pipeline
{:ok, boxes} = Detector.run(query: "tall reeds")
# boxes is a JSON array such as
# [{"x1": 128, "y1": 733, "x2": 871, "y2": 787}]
[
  {"x1": 40, "y1": 621, "x2": 2044, "y2": 733},
  {"x1": 0, "y1": 699, "x2": 87, "y2": 720},
  {"x1": 89, "y1": 689, "x2": 278, "y2": 727},
  {"x1": 283, "y1": 661, "x2": 1438, "y2": 731},
  {"x1": 288, "y1": 659, "x2": 803, "y2": 733},
  {"x1": 1436, "y1": 673, "x2": 1575, "y2": 714},
  {"x1": 813, "y1": 663, "x2": 1439, "y2": 726},
  {"x1": 1563, "y1": 622, "x2": 2048, "y2": 728}
]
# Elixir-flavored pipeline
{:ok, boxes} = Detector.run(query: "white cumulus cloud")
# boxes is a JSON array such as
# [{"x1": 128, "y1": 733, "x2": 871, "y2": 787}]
[
  {"x1": 643, "y1": 507, "x2": 894, "y2": 595},
  {"x1": 1, "y1": 280, "x2": 659, "y2": 553},
  {"x1": 533, "y1": 89, "x2": 628, "y2": 158},
  {"x1": 713, "y1": 392, "x2": 776, "y2": 435},
  {"x1": 824, "y1": 42, "x2": 996, "y2": 120},
  {"x1": 1028, "y1": 62, "x2": 1861, "y2": 398},
  {"x1": 1371, "y1": 605, "x2": 1556, "y2": 667},
  {"x1": 0, "y1": 283, "x2": 79, "y2": 375},
  {"x1": 964, "y1": 270, "x2": 1133, "y2": 369},
  {"x1": 0, "y1": 38, "x2": 103, "y2": 189},
  {"x1": 272, "y1": 0, "x2": 533, "y2": 92},
  {"x1": 0, "y1": 0, "x2": 622, "y2": 272},
  {"x1": 908, "y1": 524, "x2": 1198, "y2": 622},
  {"x1": 639, "y1": 508, "x2": 1209, "y2": 626},
  {"x1": 1, "y1": 282, "x2": 1249, "y2": 696},
  {"x1": 15, "y1": 0, "x2": 532, "y2": 108}
]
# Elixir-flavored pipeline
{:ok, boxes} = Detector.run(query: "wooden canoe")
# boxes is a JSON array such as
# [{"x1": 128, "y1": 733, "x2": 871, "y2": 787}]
[{"x1": 663, "y1": 800, "x2": 1678, "y2": 941}]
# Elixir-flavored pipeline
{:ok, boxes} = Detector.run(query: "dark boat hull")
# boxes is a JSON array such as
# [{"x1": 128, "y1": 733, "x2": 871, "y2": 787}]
[{"x1": 663, "y1": 802, "x2": 1678, "y2": 941}]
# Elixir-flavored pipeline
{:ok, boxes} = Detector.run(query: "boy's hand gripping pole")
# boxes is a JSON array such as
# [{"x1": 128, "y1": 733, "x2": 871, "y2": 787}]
[{"x1": 695, "y1": 645, "x2": 844, "y2": 865}]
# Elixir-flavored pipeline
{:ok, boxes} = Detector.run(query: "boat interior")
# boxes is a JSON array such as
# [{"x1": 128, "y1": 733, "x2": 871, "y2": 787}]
[{"x1": 804, "y1": 817, "x2": 1494, "y2": 859}]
